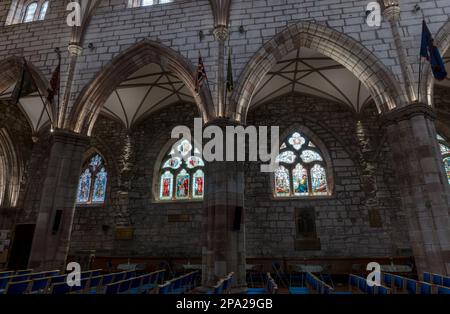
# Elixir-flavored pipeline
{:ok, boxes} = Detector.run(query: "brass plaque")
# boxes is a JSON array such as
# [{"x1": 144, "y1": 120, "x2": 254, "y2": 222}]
[
  {"x1": 168, "y1": 214, "x2": 192, "y2": 223},
  {"x1": 115, "y1": 227, "x2": 134, "y2": 240}
]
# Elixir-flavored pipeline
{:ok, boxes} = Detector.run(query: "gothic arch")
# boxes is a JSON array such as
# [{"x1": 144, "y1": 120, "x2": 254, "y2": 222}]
[
  {"x1": 70, "y1": 40, "x2": 215, "y2": 136},
  {"x1": 422, "y1": 20, "x2": 450, "y2": 106},
  {"x1": 0, "y1": 56, "x2": 49, "y2": 98},
  {"x1": 0, "y1": 128, "x2": 22, "y2": 208},
  {"x1": 228, "y1": 21, "x2": 407, "y2": 122},
  {"x1": 0, "y1": 56, "x2": 53, "y2": 135}
]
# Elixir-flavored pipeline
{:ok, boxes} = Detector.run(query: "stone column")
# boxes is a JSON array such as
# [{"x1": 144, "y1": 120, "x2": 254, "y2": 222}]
[
  {"x1": 213, "y1": 26, "x2": 229, "y2": 117},
  {"x1": 28, "y1": 130, "x2": 89, "y2": 270},
  {"x1": 382, "y1": 2, "x2": 417, "y2": 102},
  {"x1": 383, "y1": 103, "x2": 450, "y2": 275},
  {"x1": 202, "y1": 119, "x2": 247, "y2": 290}
]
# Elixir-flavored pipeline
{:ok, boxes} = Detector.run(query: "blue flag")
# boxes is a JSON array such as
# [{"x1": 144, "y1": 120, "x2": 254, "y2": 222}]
[{"x1": 420, "y1": 20, "x2": 447, "y2": 81}]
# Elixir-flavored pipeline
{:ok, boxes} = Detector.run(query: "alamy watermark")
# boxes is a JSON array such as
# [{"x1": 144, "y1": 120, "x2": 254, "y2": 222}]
[
  {"x1": 366, "y1": 2, "x2": 382, "y2": 27},
  {"x1": 171, "y1": 118, "x2": 279, "y2": 173}
]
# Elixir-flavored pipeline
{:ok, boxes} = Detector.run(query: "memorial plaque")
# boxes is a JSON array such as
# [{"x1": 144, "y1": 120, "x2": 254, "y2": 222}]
[
  {"x1": 168, "y1": 214, "x2": 192, "y2": 223},
  {"x1": 115, "y1": 227, "x2": 134, "y2": 240}
]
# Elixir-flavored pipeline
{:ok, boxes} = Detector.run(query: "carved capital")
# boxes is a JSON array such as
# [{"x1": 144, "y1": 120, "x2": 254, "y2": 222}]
[
  {"x1": 382, "y1": 102, "x2": 436, "y2": 126},
  {"x1": 382, "y1": 4, "x2": 400, "y2": 21},
  {"x1": 68, "y1": 44, "x2": 83, "y2": 56},
  {"x1": 213, "y1": 26, "x2": 229, "y2": 42}
]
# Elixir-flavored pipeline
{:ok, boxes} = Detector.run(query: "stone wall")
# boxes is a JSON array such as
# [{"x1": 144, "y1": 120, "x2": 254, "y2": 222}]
[
  {"x1": 69, "y1": 102, "x2": 204, "y2": 258},
  {"x1": 67, "y1": 92, "x2": 412, "y2": 259},
  {"x1": 244, "y1": 93, "x2": 410, "y2": 258},
  {"x1": 1, "y1": 1, "x2": 449, "y2": 120}
]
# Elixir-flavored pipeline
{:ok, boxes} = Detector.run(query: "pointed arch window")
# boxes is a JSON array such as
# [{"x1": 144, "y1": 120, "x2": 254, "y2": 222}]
[
  {"x1": 77, "y1": 154, "x2": 108, "y2": 204},
  {"x1": 23, "y1": 2, "x2": 38, "y2": 22},
  {"x1": 437, "y1": 134, "x2": 450, "y2": 185},
  {"x1": 274, "y1": 131, "x2": 330, "y2": 198},
  {"x1": 158, "y1": 139, "x2": 205, "y2": 201},
  {"x1": 38, "y1": 0, "x2": 49, "y2": 20}
]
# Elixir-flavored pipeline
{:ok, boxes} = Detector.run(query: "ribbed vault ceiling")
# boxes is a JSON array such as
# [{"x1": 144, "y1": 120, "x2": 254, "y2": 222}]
[
  {"x1": 250, "y1": 47, "x2": 372, "y2": 112},
  {"x1": 0, "y1": 85, "x2": 48, "y2": 133},
  {"x1": 101, "y1": 63, "x2": 194, "y2": 128}
]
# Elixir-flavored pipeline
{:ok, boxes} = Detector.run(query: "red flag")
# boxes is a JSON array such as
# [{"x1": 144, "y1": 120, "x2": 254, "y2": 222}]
[
  {"x1": 47, "y1": 63, "x2": 60, "y2": 103},
  {"x1": 195, "y1": 52, "x2": 207, "y2": 93}
]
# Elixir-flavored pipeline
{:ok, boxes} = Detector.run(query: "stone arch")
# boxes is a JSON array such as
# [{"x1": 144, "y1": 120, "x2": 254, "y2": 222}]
[
  {"x1": 0, "y1": 56, "x2": 52, "y2": 138},
  {"x1": 422, "y1": 20, "x2": 450, "y2": 106},
  {"x1": 228, "y1": 21, "x2": 407, "y2": 123},
  {"x1": 70, "y1": 40, "x2": 215, "y2": 136},
  {"x1": 0, "y1": 56, "x2": 49, "y2": 98},
  {"x1": 0, "y1": 128, "x2": 22, "y2": 208}
]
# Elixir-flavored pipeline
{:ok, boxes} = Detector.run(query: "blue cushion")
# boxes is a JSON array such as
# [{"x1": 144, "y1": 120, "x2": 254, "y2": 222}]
[
  {"x1": 247, "y1": 288, "x2": 267, "y2": 294},
  {"x1": 432, "y1": 274, "x2": 443, "y2": 286},
  {"x1": 420, "y1": 282, "x2": 432, "y2": 294},
  {"x1": 289, "y1": 287, "x2": 309, "y2": 294},
  {"x1": 438, "y1": 286, "x2": 450, "y2": 294},
  {"x1": 406, "y1": 279, "x2": 417, "y2": 294},
  {"x1": 443, "y1": 277, "x2": 450, "y2": 288}
]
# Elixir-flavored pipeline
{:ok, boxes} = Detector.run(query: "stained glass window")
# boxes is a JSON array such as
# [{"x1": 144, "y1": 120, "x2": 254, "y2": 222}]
[
  {"x1": 437, "y1": 134, "x2": 450, "y2": 185},
  {"x1": 77, "y1": 154, "x2": 108, "y2": 204},
  {"x1": 158, "y1": 140, "x2": 205, "y2": 201},
  {"x1": 274, "y1": 130, "x2": 330, "y2": 197},
  {"x1": 275, "y1": 166, "x2": 290, "y2": 197},
  {"x1": 293, "y1": 164, "x2": 308, "y2": 196},
  {"x1": 192, "y1": 170, "x2": 205, "y2": 199},
  {"x1": 160, "y1": 171, "x2": 173, "y2": 200}
]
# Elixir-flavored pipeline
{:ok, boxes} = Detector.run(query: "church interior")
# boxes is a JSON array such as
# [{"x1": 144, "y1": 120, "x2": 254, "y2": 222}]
[{"x1": 0, "y1": 0, "x2": 449, "y2": 296}]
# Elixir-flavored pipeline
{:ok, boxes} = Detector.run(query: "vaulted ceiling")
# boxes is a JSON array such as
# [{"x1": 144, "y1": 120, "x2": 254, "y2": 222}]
[
  {"x1": 101, "y1": 63, "x2": 194, "y2": 128},
  {"x1": 0, "y1": 85, "x2": 49, "y2": 133},
  {"x1": 250, "y1": 47, "x2": 372, "y2": 112},
  {"x1": 0, "y1": 62, "x2": 196, "y2": 132}
]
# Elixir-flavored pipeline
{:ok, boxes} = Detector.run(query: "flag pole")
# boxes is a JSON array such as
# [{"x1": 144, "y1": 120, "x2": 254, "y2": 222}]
[
  {"x1": 417, "y1": 17, "x2": 425, "y2": 103},
  {"x1": 224, "y1": 47, "x2": 229, "y2": 114},
  {"x1": 14, "y1": 59, "x2": 26, "y2": 106},
  {"x1": 418, "y1": 54, "x2": 422, "y2": 103},
  {"x1": 56, "y1": 47, "x2": 61, "y2": 125}
]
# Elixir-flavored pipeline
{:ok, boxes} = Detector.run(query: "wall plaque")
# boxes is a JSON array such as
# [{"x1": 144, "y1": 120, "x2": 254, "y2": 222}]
[
  {"x1": 115, "y1": 227, "x2": 134, "y2": 240},
  {"x1": 168, "y1": 214, "x2": 192, "y2": 223}
]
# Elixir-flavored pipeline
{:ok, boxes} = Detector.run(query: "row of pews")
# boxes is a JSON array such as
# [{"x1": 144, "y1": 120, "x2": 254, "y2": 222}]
[
  {"x1": 157, "y1": 271, "x2": 200, "y2": 294},
  {"x1": 381, "y1": 272, "x2": 450, "y2": 294},
  {"x1": 247, "y1": 273, "x2": 278, "y2": 294},
  {"x1": 349, "y1": 274, "x2": 391, "y2": 294},
  {"x1": 0, "y1": 268, "x2": 168, "y2": 294},
  {"x1": 209, "y1": 272, "x2": 234, "y2": 294}
]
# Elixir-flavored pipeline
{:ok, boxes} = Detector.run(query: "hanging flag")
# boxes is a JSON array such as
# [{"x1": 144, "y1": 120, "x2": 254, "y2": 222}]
[
  {"x1": 226, "y1": 48, "x2": 234, "y2": 93},
  {"x1": 47, "y1": 61, "x2": 60, "y2": 104},
  {"x1": 195, "y1": 51, "x2": 207, "y2": 93},
  {"x1": 11, "y1": 59, "x2": 37, "y2": 105},
  {"x1": 420, "y1": 20, "x2": 447, "y2": 81}
]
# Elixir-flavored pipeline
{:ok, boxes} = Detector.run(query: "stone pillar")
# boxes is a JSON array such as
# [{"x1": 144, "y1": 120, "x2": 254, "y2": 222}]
[
  {"x1": 383, "y1": 2, "x2": 416, "y2": 102},
  {"x1": 202, "y1": 119, "x2": 247, "y2": 290},
  {"x1": 213, "y1": 26, "x2": 229, "y2": 117},
  {"x1": 28, "y1": 130, "x2": 89, "y2": 270},
  {"x1": 383, "y1": 103, "x2": 450, "y2": 275}
]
